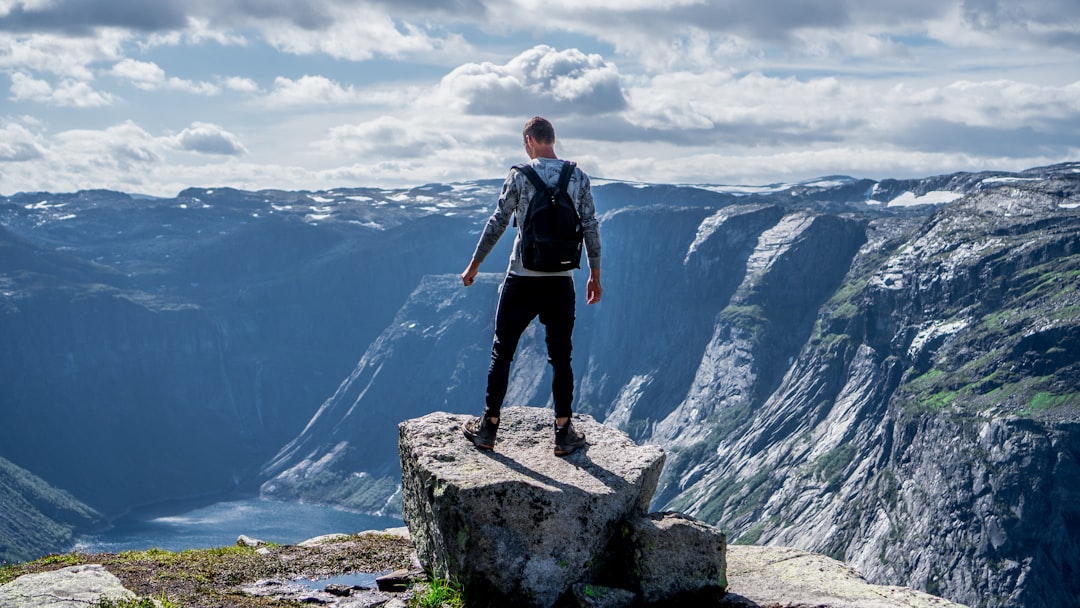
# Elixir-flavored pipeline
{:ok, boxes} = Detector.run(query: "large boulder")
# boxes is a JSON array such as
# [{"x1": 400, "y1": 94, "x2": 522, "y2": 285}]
[
  {"x1": 602, "y1": 511, "x2": 728, "y2": 604},
  {"x1": 399, "y1": 407, "x2": 667, "y2": 607},
  {"x1": 0, "y1": 564, "x2": 135, "y2": 608}
]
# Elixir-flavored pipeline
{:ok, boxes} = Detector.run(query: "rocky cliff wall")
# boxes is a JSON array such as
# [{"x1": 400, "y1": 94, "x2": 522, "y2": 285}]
[
  {"x1": 662, "y1": 181, "x2": 1080, "y2": 608},
  {"x1": 0, "y1": 192, "x2": 482, "y2": 515}
]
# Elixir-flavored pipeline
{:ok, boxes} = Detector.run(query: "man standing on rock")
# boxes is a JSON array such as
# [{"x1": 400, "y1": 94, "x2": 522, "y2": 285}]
[{"x1": 460, "y1": 116, "x2": 602, "y2": 456}]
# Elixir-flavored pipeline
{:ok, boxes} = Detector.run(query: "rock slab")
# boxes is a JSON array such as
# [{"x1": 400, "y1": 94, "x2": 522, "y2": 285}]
[
  {"x1": 725, "y1": 545, "x2": 968, "y2": 608},
  {"x1": 399, "y1": 407, "x2": 667, "y2": 607},
  {"x1": 610, "y1": 511, "x2": 728, "y2": 603},
  {"x1": 0, "y1": 564, "x2": 135, "y2": 608}
]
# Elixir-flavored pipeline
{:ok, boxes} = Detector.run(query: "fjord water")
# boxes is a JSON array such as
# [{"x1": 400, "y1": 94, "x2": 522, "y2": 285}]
[{"x1": 75, "y1": 496, "x2": 403, "y2": 553}]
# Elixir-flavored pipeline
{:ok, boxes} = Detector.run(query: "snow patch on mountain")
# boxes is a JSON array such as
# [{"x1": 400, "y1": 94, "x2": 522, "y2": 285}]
[{"x1": 886, "y1": 190, "x2": 965, "y2": 207}]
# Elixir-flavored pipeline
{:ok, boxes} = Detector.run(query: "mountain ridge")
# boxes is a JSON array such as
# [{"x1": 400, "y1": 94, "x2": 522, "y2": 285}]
[{"x1": 2, "y1": 163, "x2": 1078, "y2": 606}]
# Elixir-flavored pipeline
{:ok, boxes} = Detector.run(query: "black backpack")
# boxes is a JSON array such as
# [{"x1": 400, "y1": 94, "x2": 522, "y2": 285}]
[{"x1": 514, "y1": 161, "x2": 584, "y2": 272}]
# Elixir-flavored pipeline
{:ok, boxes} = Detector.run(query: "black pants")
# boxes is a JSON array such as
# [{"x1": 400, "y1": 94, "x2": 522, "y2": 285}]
[{"x1": 484, "y1": 274, "x2": 576, "y2": 420}]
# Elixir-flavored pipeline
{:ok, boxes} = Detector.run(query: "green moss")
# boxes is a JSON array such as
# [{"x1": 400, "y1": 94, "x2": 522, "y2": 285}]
[
  {"x1": 94, "y1": 592, "x2": 179, "y2": 608},
  {"x1": 897, "y1": 368, "x2": 962, "y2": 413},
  {"x1": 1025, "y1": 391, "x2": 1080, "y2": 414},
  {"x1": 0, "y1": 553, "x2": 97, "y2": 584},
  {"x1": 734, "y1": 524, "x2": 765, "y2": 545},
  {"x1": 812, "y1": 444, "x2": 858, "y2": 491},
  {"x1": 814, "y1": 332, "x2": 851, "y2": 351},
  {"x1": 922, "y1": 390, "x2": 957, "y2": 411},
  {"x1": 718, "y1": 305, "x2": 768, "y2": 339}
]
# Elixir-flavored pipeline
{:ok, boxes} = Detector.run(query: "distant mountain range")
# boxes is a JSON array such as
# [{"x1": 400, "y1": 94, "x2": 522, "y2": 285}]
[{"x1": 2, "y1": 163, "x2": 1078, "y2": 607}]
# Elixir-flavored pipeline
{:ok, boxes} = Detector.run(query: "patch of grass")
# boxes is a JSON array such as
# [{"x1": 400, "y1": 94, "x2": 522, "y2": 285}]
[
  {"x1": 94, "y1": 592, "x2": 180, "y2": 608},
  {"x1": 896, "y1": 368, "x2": 961, "y2": 413},
  {"x1": 922, "y1": 390, "x2": 957, "y2": 411},
  {"x1": 410, "y1": 577, "x2": 465, "y2": 608},
  {"x1": 1024, "y1": 391, "x2": 1080, "y2": 415}
]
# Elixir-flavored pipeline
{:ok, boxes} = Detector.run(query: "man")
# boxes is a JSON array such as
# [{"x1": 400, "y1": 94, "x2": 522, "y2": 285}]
[{"x1": 460, "y1": 116, "x2": 602, "y2": 456}]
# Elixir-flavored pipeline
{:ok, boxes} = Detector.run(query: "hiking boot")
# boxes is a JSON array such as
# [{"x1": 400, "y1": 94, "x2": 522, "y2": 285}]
[
  {"x1": 554, "y1": 419, "x2": 586, "y2": 456},
  {"x1": 463, "y1": 416, "x2": 498, "y2": 450}
]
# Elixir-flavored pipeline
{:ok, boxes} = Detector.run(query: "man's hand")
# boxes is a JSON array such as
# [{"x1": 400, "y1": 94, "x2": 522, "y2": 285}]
[
  {"x1": 461, "y1": 259, "x2": 481, "y2": 287},
  {"x1": 586, "y1": 268, "x2": 602, "y2": 305}
]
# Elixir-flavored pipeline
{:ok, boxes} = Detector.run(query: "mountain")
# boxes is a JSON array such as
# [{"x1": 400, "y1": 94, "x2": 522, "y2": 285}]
[
  {"x1": 659, "y1": 176, "x2": 1080, "y2": 608},
  {"x1": 2, "y1": 163, "x2": 1078, "y2": 607},
  {"x1": 0, "y1": 456, "x2": 104, "y2": 564},
  {"x1": 0, "y1": 185, "x2": 489, "y2": 515}
]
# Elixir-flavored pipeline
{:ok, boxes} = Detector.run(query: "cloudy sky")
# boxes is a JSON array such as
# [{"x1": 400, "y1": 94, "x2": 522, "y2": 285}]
[{"x1": 2, "y1": 0, "x2": 1079, "y2": 196}]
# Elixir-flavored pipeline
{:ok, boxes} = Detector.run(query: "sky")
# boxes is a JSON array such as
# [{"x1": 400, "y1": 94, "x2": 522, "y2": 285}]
[{"x1": 1, "y1": 0, "x2": 1079, "y2": 196}]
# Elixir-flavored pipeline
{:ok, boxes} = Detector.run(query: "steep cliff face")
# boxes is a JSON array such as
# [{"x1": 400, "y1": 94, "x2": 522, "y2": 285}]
[
  {"x1": 0, "y1": 187, "x2": 487, "y2": 515},
  {"x1": 0, "y1": 456, "x2": 104, "y2": 564},
  {"x1": 4, "y1": 166, "x2": 1078, "y2": 607},
  {"x1": 254, "y1": 168, "x2": 1080, "y2": 608},
  {"x1": 662, "y1": 179, "x2": 1080, "y2": 608},
  {"x1": 259, "y1": 273, "x2": 507, "y2": 513}
]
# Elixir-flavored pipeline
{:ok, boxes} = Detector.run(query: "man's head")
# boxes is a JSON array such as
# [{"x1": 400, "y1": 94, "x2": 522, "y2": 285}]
[
  {"x1": 523, "y1": 116, "x2": 557, "y2": 159},
  {"x1": 523, "y1": 116, "x2": 555, "y2": 144}
]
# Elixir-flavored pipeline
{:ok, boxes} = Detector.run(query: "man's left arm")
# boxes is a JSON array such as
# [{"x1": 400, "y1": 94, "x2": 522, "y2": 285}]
[{"x1": 577, "y1": 173, "x2": 602, "y2": 305}]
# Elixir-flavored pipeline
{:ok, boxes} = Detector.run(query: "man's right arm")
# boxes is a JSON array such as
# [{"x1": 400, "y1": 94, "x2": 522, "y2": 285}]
[
  {"x1": 576, "y1": 171, "x2": 602, "y2": 304},
  {"x1": 462, "y1": 171, "x2": 520, "y2": 286},
  {"x1": 461, "y1": 258, "x2": 481, "y2": 286}
]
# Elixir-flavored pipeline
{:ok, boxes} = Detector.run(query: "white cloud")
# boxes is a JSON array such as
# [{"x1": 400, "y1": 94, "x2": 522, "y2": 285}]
[
  {"x1": 28, "y1": 121, "x2": 165, "y2": 190},
  {"x1": 589, "y1": 142, "x2": 1070, "y2": 188},
  {"x1": 954, "y1": 0, "x2": 1080, "y2": 48},
  {"x1": 144, "y1": 17, "x2": 248, "y2": 48},
  {"x1": 110, "y1": 58, "x2": 219, "y2": 94},
  {"x1": 259, "y1": 5, "x2": 472, "y2": 63},
  {"x1": 325, "y1": 116, "x2": 458, "y2": 159},
  {"x1": 111, "y1": 57, "x2": 164, "y2": 82},
  {"x1": 438, "y1": 45, "x2": 628, "y2": 116},
  {"x1": 616, "y1": 68, "x2": 1080, "y2": 153},
  {"x1": 49, "y1": 79, "x2": 116, "y2": 107},
  {"x1": 0, "y1": 31, "x2": 127, "y2": 79},
  {"x1": 264, "y1": 75, "x2": 362, "y2": 107},
  {"x1": 0, "y1": 120, "x2": 44, "y2": 161},
  {"x1": 9, "y1": 71, "x2": 116, "y2": 106},
  {"x1": 172, "y1": 122, "x2": 246, "y2": 156},
  {"x1": 223, "y1": 76, "x2": 259, "y2": 93},
  {"x1": 8, "y1": 71, "x2": 51, "y2": 99},
  {"x1": 933, "y1": 80, "x2": 1080, "y2": 127},
  {"x1": 476, "y1": 0, "x2": 1080, "y2": 73},
  {"x1": 0, "y1": 0, "x2": 1078, "y2": 195}
]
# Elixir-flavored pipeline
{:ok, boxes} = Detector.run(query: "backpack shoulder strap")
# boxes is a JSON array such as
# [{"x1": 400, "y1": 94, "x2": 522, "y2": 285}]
[
  {"x1": 555, "y1": 161, "x2": 576, "y2": 194},
  {"x1": 513, "y1": 163, "x2": 548, "y2": 193}
]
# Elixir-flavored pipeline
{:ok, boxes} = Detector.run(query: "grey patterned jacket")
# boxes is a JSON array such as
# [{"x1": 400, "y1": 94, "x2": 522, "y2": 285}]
[{"x1": 470, "y1": 157, "x2": 602, "y2": 278}]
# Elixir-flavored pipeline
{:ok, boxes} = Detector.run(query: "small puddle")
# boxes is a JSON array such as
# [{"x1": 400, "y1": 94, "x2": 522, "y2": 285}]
[{"x1": 296, "y1": 571, "x2": 385, "y2": 591}]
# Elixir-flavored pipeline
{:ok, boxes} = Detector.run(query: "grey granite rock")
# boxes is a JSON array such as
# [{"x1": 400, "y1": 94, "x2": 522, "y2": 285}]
[
  {"x1": 0, "y1": 564, "x2": 134, "y2": 608},
  {"x1": 399, "y1": 406, "x2": 666, "y2": 608}
]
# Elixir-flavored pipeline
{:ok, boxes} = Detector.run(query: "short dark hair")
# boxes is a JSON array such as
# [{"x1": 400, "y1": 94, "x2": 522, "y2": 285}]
[{"x1": 523, "y1": 116, "x2": 555, "y2": 144}]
